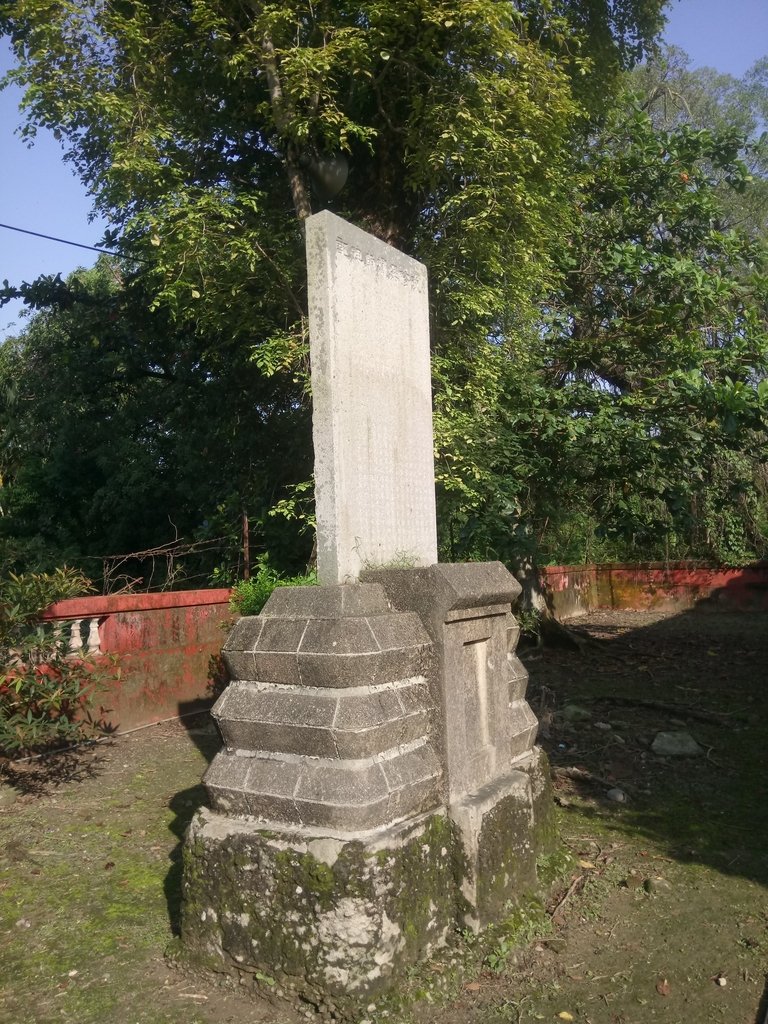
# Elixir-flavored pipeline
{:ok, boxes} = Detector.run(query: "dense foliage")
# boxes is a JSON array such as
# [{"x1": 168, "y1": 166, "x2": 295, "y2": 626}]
[
  {"x1": 0, "y1": 3, "x2": 766, "y2": 581},
  {"x1": 0, "y1": 568, "x2": 109, "y2": 756},
  {"x1": 230, "y1": 560, "x2": 317, "y2": 617},
  {"x1": 536, "y1": 106, "x2": 768, "y2": 563}
]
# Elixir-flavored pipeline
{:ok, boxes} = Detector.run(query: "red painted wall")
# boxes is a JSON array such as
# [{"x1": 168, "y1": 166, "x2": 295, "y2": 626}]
[
  {"x1": 540, "y1": 562, "x2": 768, "y2": 619},
  {"x1": 42, "y1": 590, "x2": 234, "y2": 731}
]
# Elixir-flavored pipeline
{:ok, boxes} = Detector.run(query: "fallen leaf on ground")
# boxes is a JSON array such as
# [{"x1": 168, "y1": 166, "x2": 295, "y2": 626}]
[{"x1": 464, "y1": 982, "x2": 481, "y2": 992}]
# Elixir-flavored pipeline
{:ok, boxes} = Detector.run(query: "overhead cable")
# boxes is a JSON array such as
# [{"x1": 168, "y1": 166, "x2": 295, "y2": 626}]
[{"x1": 0, "y1": 221, "x2": 149, "y2": 262}]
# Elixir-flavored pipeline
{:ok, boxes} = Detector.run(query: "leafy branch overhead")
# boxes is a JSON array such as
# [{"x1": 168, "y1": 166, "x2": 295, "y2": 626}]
[{"x1": 0, "y1": 3, "x2": 765, "y2": 578}]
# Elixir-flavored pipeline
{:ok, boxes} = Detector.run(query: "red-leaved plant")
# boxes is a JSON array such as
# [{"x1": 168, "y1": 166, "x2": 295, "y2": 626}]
[{"x1": 0, "y1": 569, "x2": 114, "y2": 757}]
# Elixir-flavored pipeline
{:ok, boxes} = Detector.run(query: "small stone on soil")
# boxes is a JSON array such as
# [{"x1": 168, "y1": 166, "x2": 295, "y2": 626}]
[
  {"x1": 561, "y1": 705, "x2": 592, "y2": 723},
  {"x1": 545, "y1": 938, "x2": 567, "y2": 953},
  {"x1": 0, "y1": 783, "x2": 21, "y2": 808},
  {"x1": 651, "y1": 731, "x2": 703, "y2": 757}
]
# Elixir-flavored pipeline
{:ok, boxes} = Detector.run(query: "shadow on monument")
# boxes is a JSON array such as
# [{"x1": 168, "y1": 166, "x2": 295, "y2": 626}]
[
  {"x1": 163, "y1": 701, "x2": 220, "y2": 935},
  {"x1": 524, "y1": 592, "x2": 768, "y2": 890}
]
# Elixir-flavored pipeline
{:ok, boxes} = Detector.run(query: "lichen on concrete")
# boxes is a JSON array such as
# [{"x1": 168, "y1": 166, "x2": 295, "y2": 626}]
[{"x1": 180, "y1": 809, "x2": 466, "y2": 1017}]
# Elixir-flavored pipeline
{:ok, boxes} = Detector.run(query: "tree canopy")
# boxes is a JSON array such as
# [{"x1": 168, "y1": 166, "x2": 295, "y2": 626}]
[{"x1": 1, "y1": 4, "x2": 766, "y2": 584}]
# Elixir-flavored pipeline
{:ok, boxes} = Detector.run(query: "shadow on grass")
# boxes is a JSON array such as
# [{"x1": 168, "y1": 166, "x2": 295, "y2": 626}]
[
  {"x1": 0, "y1": 742, "x2": 112, "y2": 796},
  {"x1": 527, "y1": 603, "x2": 768, "y2": 889}
]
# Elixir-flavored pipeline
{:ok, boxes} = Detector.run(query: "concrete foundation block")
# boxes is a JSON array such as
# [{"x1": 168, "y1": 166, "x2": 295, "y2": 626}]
[
  {"x1": 181, "y1": 809, "x2": 464, "y2": 1015},
  {"x1": 183, "y1": 570, "x2": 561, "y2": 1014}
]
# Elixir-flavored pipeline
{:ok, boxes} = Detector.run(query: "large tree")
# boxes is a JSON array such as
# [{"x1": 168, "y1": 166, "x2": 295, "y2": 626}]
[
  {"x1": 532, "y1": 101, "x2": 768, "y2": 565},
  {"x1": 630, "y1": 45, "x2": 768, "y2": 238},
  {"x1": 0, "y1": 1, "x2": 666, "y2": 577},
  {"x1": 0, "y1": 260, "x2": 311, "y2": 580}
]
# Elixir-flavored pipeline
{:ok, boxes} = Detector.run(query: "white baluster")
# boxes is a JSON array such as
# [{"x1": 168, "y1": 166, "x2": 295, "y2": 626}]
[
  {"x1": 52, "y1": 621, "x2": 65, "y2": 653},
  {"x1": 87, "y1": 617, "x2": 102, "y2": 656},
  {"x1": 68, "y1": 619, "x2": 83, "y2": 655}
]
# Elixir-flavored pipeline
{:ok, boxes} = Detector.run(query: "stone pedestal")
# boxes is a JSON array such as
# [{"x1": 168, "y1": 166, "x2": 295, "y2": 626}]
[
  {"x1": 181, "y1": 567, "x2": 559, "y2": 1015},
  {"x1": 181, "y1": 582, "x2": 460, "y2": 1013},
  {"x1": 204, "y1": 583, "x2": 440, "y2": 830}
]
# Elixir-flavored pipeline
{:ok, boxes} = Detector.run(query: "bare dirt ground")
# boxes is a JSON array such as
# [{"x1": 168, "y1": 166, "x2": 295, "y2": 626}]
[{"x1": 1, "y1": 608, "x2": 766, "y2": 1024}]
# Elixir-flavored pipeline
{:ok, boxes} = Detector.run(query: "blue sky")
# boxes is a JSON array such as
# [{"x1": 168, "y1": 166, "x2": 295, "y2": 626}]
[{"x1": 1, "y1": 0, "x2": 767, "y2": 340}]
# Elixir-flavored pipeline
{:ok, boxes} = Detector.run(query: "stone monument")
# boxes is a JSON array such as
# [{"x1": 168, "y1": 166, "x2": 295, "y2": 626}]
[
  {"x1": 180, "y1": 212, "x2": 558, "y2": 1017},
  {"x1": 306, "y1": 213, "x2": 438, "y2": 583}
]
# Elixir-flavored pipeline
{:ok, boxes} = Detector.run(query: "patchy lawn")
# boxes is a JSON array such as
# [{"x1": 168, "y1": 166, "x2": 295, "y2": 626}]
[{"x1": 1, "y1": 609, "x2": 766, "y2": 1024}]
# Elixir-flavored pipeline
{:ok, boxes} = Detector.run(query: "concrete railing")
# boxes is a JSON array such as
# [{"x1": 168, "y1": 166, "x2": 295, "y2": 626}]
[
  {"x1": 49, "y1": 616, "x2": 104, "y2": 656},
  {"x1": 41, "y1": 589, "x2": 234, "y2": 731},
  {"x1": 540, "y1": 562, "x2": 768, "y2": 620},
  {"x1": 37, "y1": 565, "x2": 767, "y2": 729}
]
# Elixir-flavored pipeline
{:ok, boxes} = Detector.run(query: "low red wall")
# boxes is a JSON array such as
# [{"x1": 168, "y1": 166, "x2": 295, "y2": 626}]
[
  {"x1": 42, "y1": 589, "x2": 234, "y2": 731},
  {"x1": 540, "y1": 562, "x2": 768, "y2": 619}
]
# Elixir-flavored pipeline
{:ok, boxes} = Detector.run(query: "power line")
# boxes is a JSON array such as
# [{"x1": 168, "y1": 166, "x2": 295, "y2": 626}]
[{"x1": 0, "y1": 221, "x2": 149, "y2": 262}]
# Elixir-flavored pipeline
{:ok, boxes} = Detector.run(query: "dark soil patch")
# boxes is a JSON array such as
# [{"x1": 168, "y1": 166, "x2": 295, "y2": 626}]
[
  {"x1": 413, "y1": 608, "x2": 768, "y2": 1024},
  {"x1": 1, "y1": 609, "x2": 766, "y2": 1024}
]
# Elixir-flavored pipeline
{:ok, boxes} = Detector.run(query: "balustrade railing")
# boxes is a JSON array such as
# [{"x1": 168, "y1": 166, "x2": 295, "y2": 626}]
[
  {"x1": 38, "y1": 588, "x2": 233, "y2": 730},
  {"x1": 49, "y1": 616, "x2": 104, "y2": 657}
]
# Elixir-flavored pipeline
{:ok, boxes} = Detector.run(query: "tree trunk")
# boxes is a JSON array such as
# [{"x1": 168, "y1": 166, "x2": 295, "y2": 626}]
[{"x1": 510, "y1": 555, "x2": 588, "y2": 651}]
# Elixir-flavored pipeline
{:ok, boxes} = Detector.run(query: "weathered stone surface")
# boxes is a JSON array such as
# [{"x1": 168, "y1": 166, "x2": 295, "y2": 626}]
[
  {"x1": 367, "y1": 611, "x2": 431, "y2": 652},
  {"x1": 651, "y1": 730, "x2": 703, "y2": 756},
  {"x1": 448, "y1": 747, "x2": 561, "y2": 929},
  {"x1": 262, "y1": 582, "x2": 389, "y2": 619},
  {"x1": 508, "y1": 655, "x2": 529, "y2": 702},
  {"x1": 242, "y1": 759, "x2": 306, "y2": 823},
  {"x1": 221, "y1": 617, "x2": 264, "y2": 680},
  {"x1": 506, "y1": 619, "x2": 521, "y2": 652},
  {"x1": 294, "y1": 760, "x2": 391, "y2": 829},
  {"x1": 380, "y1": 743, "x2": 442, "y2": 794},
  {"x1": 213, "y1": 678, "x2": 432, "y2": 759},
  {"x1": 181, "y1": 810, "x2": 464, "y2": 1017},
  {"x1": 299, "y1": 615, "x2": 379, "y2": 655},
  {"x1": 245, "y1": 617, "x2": 306, "y2": 685},
  {"x1": 205, "y1": 740, "x2": 443, "y2": 831},
  {"x1": 362, "y1": 562, "x2": 522, "y2": 640},
  {"x1": 306, "y1": 211, "x2": 438, "y2": 584},
  {"x1": 508, "y1": 700, "x2": 540, "y2": 762},
  {"x1": 203, "y1": 754, "x2": 253, "y2": 817},
  {"x1": 214, "y1": 682, "x2": 338, "y2": 757},
  {"x1": 222, "y1": 589, "x2": 433, "y2": 691},
  {"x1": 365, "y1": 562, "x2": 536, "y2": 804}
]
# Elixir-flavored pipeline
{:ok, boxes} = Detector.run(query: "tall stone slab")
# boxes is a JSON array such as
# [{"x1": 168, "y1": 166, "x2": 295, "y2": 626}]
[{"x1": 306, "y1": 211, "x2": 438, "y2": 584}]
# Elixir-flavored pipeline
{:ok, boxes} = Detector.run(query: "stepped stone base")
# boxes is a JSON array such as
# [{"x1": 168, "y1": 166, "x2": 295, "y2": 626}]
[
  {"x1": 181, "y1": 746, "x2": 558, "y2": 1016},
  {"x1": 180, "y1": 569, "x2": 562, "y2": 1014}
]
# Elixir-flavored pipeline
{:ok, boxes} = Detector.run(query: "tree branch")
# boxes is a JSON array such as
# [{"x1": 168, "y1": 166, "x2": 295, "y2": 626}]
[{"x1": 261, "y1": 33, "x2": 312, "y2": 222}]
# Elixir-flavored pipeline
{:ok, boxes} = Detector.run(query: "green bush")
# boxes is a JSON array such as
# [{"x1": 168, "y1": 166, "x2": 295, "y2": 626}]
[
  {"x1": 0, "y1": 569, "x2": 112, "y2": 757},
  {"x1": 230, "y1": 561, "x2": 317, "y2": 617}
]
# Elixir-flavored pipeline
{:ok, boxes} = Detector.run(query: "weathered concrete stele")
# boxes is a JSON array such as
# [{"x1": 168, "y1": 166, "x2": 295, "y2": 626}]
[
  {"x1": 180, "y1": 215, "x2": 559, "y2": 1018},
  {"x1": 306, "y1": 210, "x2": 438, "y2": 584}
]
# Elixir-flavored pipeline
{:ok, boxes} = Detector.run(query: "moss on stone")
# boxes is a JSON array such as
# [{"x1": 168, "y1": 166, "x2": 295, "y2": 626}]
[
  {"x1": 180, "y1": 754, "x2": 565, "y2": 1019},
  {"x1": 180, "y1": 812, "x2": 467, "y2": 1018}
]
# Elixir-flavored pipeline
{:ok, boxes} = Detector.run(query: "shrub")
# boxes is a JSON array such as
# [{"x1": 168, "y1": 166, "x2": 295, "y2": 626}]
[
  {"x1": 230, "y1": 560, "x2": 317, "y2": 617},
  {"x1": 0, "y1": 569, "x2": 112, "y2": 757}
]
